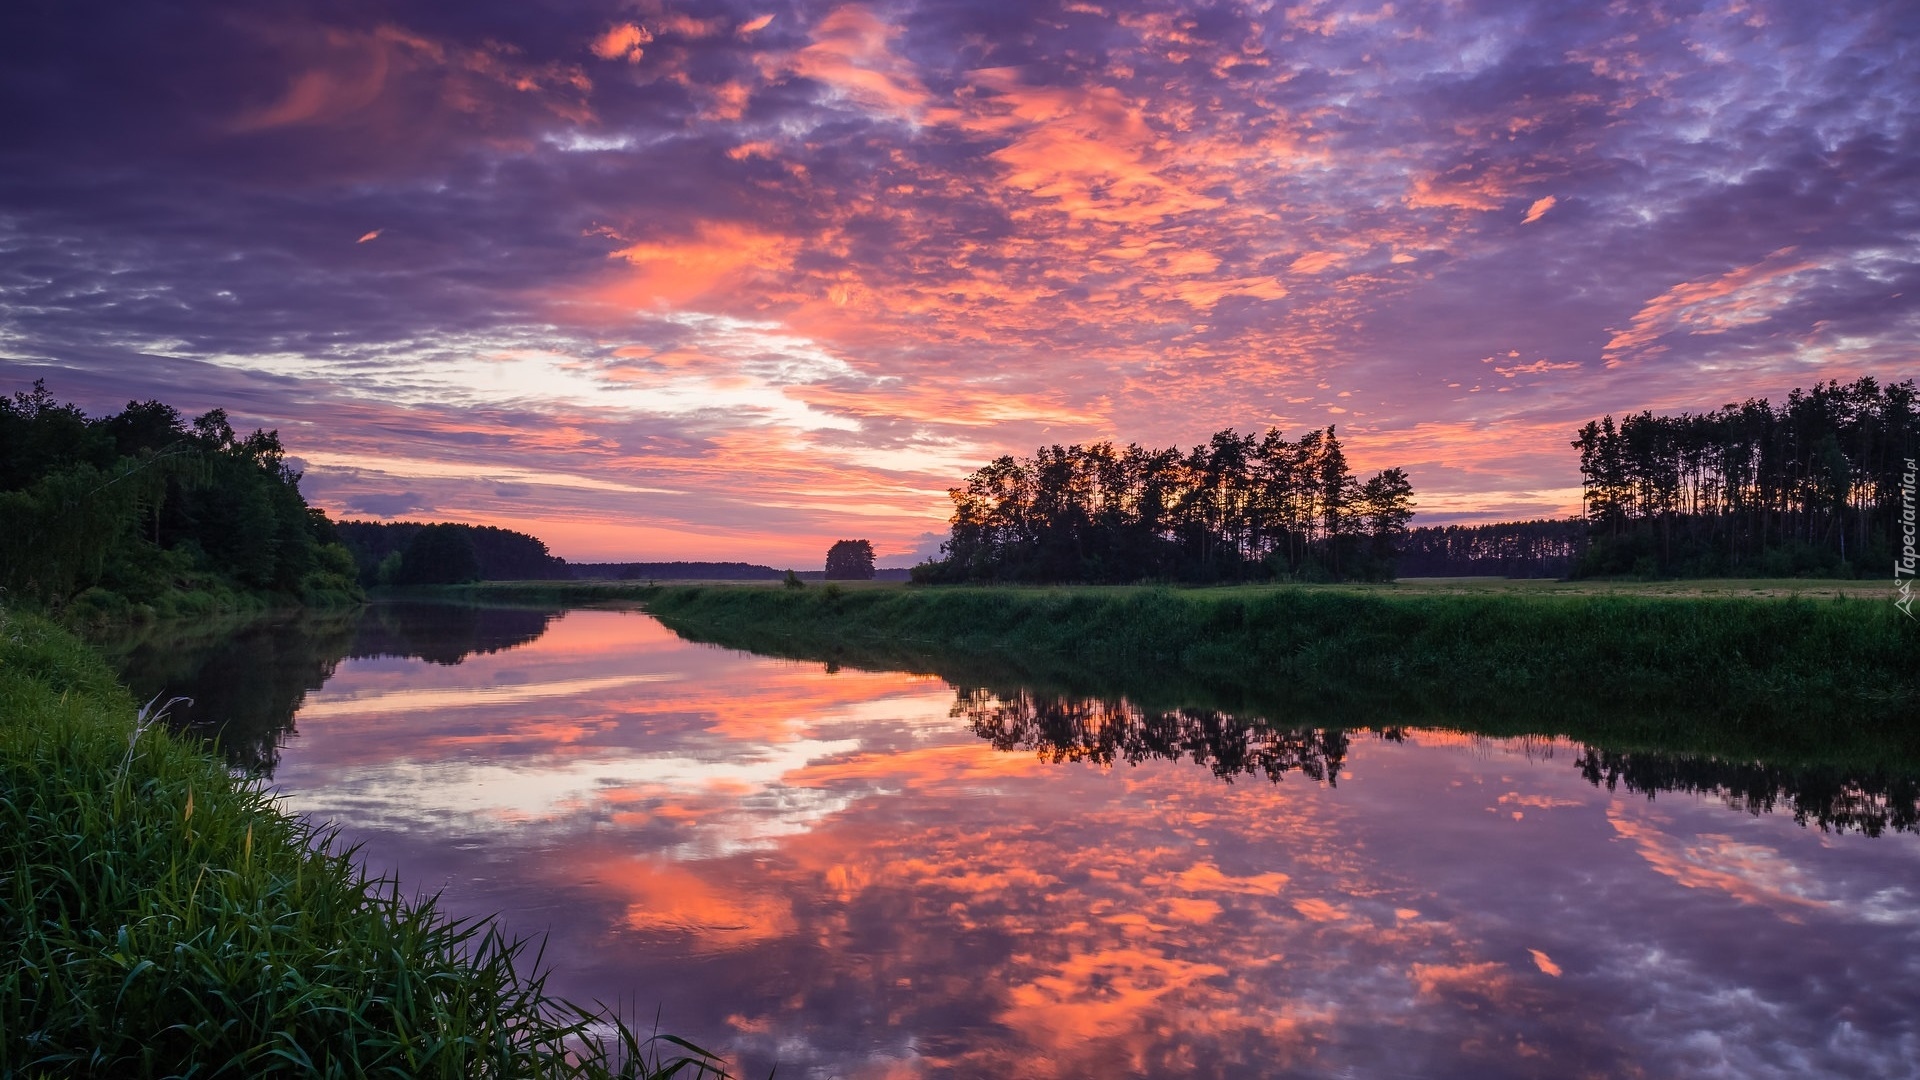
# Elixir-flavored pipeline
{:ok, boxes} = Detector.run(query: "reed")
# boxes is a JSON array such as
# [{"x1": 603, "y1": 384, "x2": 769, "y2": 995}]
[{"x1": 0, "y1": 607, "x2": 729, "y2": 1079}]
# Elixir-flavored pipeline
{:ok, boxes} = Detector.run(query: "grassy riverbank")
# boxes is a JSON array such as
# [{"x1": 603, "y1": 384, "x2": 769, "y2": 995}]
[
  {"x1": 450, "y1": 579, "x2": 1918, "y2": 766},
  {"x1": 0, "y1": 607, "x2": 726, "y2": 1079}
]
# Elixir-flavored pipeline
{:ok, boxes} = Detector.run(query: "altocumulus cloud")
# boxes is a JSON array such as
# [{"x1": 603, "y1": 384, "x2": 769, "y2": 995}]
[{"x1": 1, "y1": 0, "x2": 1914, "y2": 559}]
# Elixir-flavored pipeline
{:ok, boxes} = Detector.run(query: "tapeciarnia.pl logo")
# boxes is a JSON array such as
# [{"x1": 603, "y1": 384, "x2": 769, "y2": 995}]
[{"x1": 1898, "y1": 457, "x2": 1917, "y2": 620}]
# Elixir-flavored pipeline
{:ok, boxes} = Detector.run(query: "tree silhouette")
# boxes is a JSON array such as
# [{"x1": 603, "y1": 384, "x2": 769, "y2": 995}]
[
  {"x1": 393, "y1": 523, "x2": 481, "y2": 586},
  {"x1": 1398, "y1": 518, "x2": 1587, "y2": 577},
  {"x1": 1571, "y1": 377, "x2": 1918, "y2": 576},
  {"x1": 915, "y1": 426, "x2": 1415, "y2": 583},
  {"x1": 824, "y1": 539, "x2": 876, "y2": 580},
  {"x1": 334, "y1": 521, "x2": 567, "y2": 585},
  {"x1": 0, "y1": 381, "x2": 360, "y2": 609}
]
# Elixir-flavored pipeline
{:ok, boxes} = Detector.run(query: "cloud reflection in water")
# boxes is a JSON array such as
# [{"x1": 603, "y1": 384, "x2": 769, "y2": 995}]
[{"x1": 166, "y1": 607, "x2": 1920, "y2": 1078}]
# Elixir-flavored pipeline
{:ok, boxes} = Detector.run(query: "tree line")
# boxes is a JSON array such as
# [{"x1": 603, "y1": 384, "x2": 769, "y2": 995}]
[
  {"x1": 333, "y1": 521, "x2": 569, "y2": 587},
  {"x1": 0, "y1": 381, "x2": 360, "y2": 616},
  {"x1": 1573, "y1": 377, "x2": 1918, "y2": 577},
  {"x1": 0, "y1": 381, "x2": 587, "y2": 611},
  {"x1": 913, "y1": 427, "x2": 1415, "y2": 583},
  {"x1": 1398, "y1": 519, "x2": 1587, "y2": 578}
]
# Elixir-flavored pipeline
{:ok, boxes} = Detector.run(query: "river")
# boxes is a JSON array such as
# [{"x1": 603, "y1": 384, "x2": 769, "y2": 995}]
[{"x1": 98, "y1": 601, "x2": 1920, "y2": 1079}]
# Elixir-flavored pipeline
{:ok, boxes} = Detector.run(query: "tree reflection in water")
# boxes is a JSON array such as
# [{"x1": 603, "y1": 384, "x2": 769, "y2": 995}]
[
  {"x1": 97, "y1": 605, "x2": 1920, "y2": 836},
  {"x1": 959, "y1": 687, "x2": 1920, "y2": 836},
  {"x1": 1577, "y1": 747, "x2": 1920, "y2": 837},
  {"x1": 955, "y1": 687, "x2": 1363, "y2": 786},
  {"x1": 97, "y1": 602, "x2": 560, "y2": 776}
]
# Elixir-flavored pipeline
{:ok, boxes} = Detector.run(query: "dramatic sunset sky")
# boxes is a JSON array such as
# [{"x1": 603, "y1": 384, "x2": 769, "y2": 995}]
[{"x1": 2, "y1": 0, "x2": 1914, "y2": 562}]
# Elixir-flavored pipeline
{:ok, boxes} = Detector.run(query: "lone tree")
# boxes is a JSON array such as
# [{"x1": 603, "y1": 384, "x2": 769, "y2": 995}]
[{"x1": 824, "y1": 539, "x2": 876, "y2": 580}]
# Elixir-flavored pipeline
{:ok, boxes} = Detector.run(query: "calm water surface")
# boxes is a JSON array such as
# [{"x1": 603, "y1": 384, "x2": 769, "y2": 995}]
[{"x1": 105, "y1": 603, "x2": 1920, "y2": 1079}]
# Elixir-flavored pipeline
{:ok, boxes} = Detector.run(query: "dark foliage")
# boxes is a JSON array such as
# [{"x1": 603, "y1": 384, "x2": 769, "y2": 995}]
[
  {"x1": 824, "y1": 539, "x2": 876, "y2": 580},
  {"x1": 391, "y1": 524, "x2": 482, "y2": 586},
  {"x1": 0, "y1": 381, "x2": 360, "y2": 615},
  {"x1": 636, "y1": 584, "x2": 1917, "y2": 731},
  {"x1": 575, "y1": 561, "x2": 791, "y2": 581},
  {"x1": 1572, "y1": 376, "x2": 1919, "y2": 577},
  {"x1": 570, "y1": 563, "x2": 906, "y2": 582},
  {"x1": 1398, "y1": 519, "x2": 1588, "y2": 577},
  {"x1": 1577, "y1": 747, "x2": 1920, "y2": 837},
  {"x1": 97, "y1": 603, "x2": 559, "y2": 775},
  {"x1": 961, "y1": 688, "x2": 1356, "y2": 785},
  {"x1": 334, "y1": 520, "x2": 568, "y2": 585},
  {"x1": 347, "y1": 602, "x2": 557, "y2": 667},
  {"x1": 914, "y1": 427, "x2": 1415, "y2": 583},
  {"x1": 961, "y1": 688, "x2": 1920, "y2": 835}
]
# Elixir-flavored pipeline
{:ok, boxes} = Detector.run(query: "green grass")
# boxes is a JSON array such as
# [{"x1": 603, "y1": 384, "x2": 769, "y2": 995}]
[
  {"x1": 445, "y1": 580, "x2": 1920, "y2": 769},
  {"x1": 487, "y1": 579, "x2": 1916, "y2": 707},
  {"x1": 0, "y1": 607, "x2": 730, "y2": 1079}
]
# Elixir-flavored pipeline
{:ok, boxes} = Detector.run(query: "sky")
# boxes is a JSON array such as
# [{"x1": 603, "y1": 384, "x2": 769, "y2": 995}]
[{"x1": 2, "y1": 0, "x2": 1915, "y2": 564}]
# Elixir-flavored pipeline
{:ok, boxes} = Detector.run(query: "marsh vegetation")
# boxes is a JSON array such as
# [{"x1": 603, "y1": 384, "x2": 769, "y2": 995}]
[{"x1": 0, "y1": 609, "x2": 731, "y2": 1078}]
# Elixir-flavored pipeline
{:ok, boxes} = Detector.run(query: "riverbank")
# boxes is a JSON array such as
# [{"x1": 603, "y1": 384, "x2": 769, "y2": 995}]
[
  {"x1": 0, "y1": 606, "x2": 726, "y2": 1079},
  {"x1": 446, "y1": 579, "x2": 1919, "y2": 766}
]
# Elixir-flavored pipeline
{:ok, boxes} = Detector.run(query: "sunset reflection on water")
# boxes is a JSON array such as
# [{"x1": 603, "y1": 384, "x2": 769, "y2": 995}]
[{"x1": 231, "y1": 607, "x2": 1920, "y2": 1079}]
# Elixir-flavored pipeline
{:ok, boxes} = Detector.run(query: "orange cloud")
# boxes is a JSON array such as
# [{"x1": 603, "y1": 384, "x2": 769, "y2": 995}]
[
  {"x1": 967, "y1": 69, "x2": 1227, "y2": 227},
  {"x1": 599, "y1": 222, "x2": 804, "y2": 307},
  {"x1": 592, "y1": 22, "x2": 652, "y2": 63},
  {"x1": 232, "y1": 22, "x2": 594, "y2": 133},
  {"x1": 1409, "y1": 960, "x2": 1514, "y2": 1001},
  {"x1": 1492, "y1": 359, "x2": 1580, "y2": 379},
  {"x1": 1406, "y1": 164, "x2": 1520, "y2": 212},
  {"x1": 1288, "y1": 250, "x2": 1348, "y2": 275},
  {"x1": 1603, "y1": 247, "x2": 1824, "y2": 365},
  {"x1": 999, "y1": 947, "x2": 1231, "y2": 1049},
  {"x1": 1292, "y1": 897, "x2": 1351, "y2": 922},
  {"x1": 232, "y1": 28, "x2": 408, "y2": 130},
  {"x1": 654, "y1": 13, "x2": 727, "y2": 39},
  {"x1": 1607, "y1": 805, "x2": 1831, "y2": 917},
  {"x1": 606, "y1": 858, "x2": 797, "y2": 949},
  {"x1": 789, "y1": 6, "x2": 930, "y2": 119}
]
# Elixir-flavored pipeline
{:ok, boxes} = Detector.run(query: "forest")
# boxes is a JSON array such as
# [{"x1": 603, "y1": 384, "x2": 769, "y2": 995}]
[
  {"x1": 0, "y1": 380, "x2": 586, "y2": 611},
  {"x1": 333, "y1": 520, "x2": 569, "y2": 587},
  {"x1": 1572, "y1": 376, "x2": 1917, "y2": 577},
  {"x1": 0, "y1": 381, "x2": 360, "y2": 618},
  {"x1": 1397, "y1": 519, "x2": 1588, "y2": 578},
  {"x1": 913, "y1": 426, "x2": 1415, "y2": 583}
]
